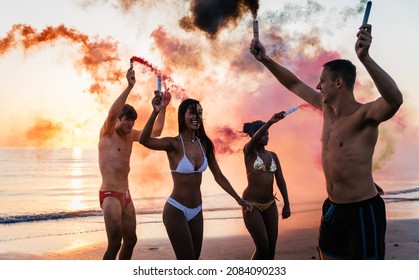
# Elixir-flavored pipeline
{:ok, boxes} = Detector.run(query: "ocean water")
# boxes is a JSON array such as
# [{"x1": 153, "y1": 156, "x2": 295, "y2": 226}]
[
  {"x1": 0, "y1": 147, "x2": 250, "y2": 254},
  {"x1": 0, "y1": 147, "x2": 101, "y2": 221},
  {"x1": 0, "y1": 148, "x2": 418, "y2": 255},
  {"x1": 0, "y1": 147, "x2": 248, "y2": 222}
]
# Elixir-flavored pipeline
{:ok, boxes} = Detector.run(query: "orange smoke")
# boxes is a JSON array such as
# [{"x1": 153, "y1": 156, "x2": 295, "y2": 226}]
[
  {"x1": 0, "y1": 24, "x2": 124, "y2": 95},
  {"x1": 150, "y1": 26, "x2": 205, "y2": 73},
  {"x1": 25, "y1": 118, "x2": 63, "y2": 147}
]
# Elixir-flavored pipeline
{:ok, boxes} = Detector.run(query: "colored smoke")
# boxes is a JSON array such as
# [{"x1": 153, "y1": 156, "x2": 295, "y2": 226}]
[{"x1": 0, "y1": 24, "x2": 123, "y2": 95}]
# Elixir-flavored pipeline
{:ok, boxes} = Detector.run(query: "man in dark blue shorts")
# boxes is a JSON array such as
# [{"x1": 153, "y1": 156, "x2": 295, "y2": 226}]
[{"x1": 319, "y1": 194, "x2": 386, "y2": 259}]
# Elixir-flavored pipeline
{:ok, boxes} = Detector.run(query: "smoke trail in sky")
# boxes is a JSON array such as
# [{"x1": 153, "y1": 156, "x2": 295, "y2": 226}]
[
  {"x1": 0, "y1": 24, "x2": 128, "y2": 146},
  {"x1": 0, "y1": 0, "x2": 407, "y2": 176},
  {"x1": 131, "y1": 55, "x2": 188, "y2": 101},
  {"x1": 0, "y1": 24, "x2": 123, "y2": 95}
]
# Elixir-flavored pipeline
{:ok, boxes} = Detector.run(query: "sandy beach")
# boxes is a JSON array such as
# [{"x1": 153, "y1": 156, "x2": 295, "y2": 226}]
[{"x1": 1, "y1": 208, "x2": 418, "y2": 260}]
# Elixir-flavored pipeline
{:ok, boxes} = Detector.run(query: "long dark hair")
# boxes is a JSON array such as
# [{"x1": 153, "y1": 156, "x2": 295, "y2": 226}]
[{"x1": 178, "y1": 99, "x2": 215, "y2": 159}]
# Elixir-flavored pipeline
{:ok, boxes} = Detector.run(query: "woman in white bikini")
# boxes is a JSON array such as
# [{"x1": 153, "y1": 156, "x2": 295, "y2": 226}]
[
  {"x1": 242, "y1": 111, "x2": 291, "y2": 259},
  {"x1": 140, "y1": 93, "x2": 252, "y2": 260}
]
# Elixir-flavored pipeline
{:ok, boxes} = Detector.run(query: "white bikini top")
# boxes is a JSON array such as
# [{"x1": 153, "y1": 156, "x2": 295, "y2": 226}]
[{"x1": 171, "y1": 135, "x2": 208, "y2": 174}]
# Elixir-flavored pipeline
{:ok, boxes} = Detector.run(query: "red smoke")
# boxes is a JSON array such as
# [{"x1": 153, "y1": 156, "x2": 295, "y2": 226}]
[
  {"x1": 298, "y1": 103, "x2": 320, "y2": 115},
  {"x1": 131, "y1": 56, "x2": 167, "y2": 78},
  {"x1": 131, "y1": 55, "x2": 188, "y2": 101},
  {"x1": 211, "y1": 126, "x2": 243, "y2": 155}
]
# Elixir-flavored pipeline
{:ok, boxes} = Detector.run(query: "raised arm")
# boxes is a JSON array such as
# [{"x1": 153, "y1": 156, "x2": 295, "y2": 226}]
[
  {"x1": 100, "y1": 67, "x2": 135, "y2": 138},
  {"x1": 139, "y1": 91, "x2": 173, "y2": 151},
  {"x1": 151, "y1": 107, "x2": 167, "y2": 137},
  {"x1": 133, "y1": 89, "x2": 172, "y2": 141},
  {"x1": 244, "y1": 111, "x2": 285, "y2": 154},
  {"x1": 356, "y1": 25, "x2": 403, "y2": 123},
  {"x1": 207, "y1": 157, "x2": 252, "y2": 212},
  {"x1": 250, "y1": 40, "x2": 322, "y2": 110}
]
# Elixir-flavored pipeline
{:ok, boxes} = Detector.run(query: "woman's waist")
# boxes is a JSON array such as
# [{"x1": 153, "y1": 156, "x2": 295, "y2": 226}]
[
  {"x1": 242, "y1": 187, "x2": 275, "y2": 203},
  {"x1": 169, "y1": 181, "x2": 202, "y2": 206},
  {"x1": 167, "y1": 192, "x2": 202, "y2": 208}
]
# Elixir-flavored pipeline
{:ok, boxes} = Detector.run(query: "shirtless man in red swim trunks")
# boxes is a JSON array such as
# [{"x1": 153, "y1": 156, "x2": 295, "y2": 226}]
[{"x1": 98, "y1": 66, "x2": 170, "y2": 259}]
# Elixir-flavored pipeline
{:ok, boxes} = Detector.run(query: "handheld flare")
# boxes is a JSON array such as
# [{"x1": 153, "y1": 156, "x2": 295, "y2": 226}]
[
  {"x1": 130, "y1": 58, "x2": 133, "y2": 69},
  {"x1": 285, "y1": 106, "x2": 299, "y2": 116},
  {"x1": 157, "y1": 76, "x2": 162, "y2": 93},
  {"x1": 362, "y1": 1, "x2": 372, "y2": 25},
  {"x1": 252, "y1": 20, "x2": 259, "y2": 41}
]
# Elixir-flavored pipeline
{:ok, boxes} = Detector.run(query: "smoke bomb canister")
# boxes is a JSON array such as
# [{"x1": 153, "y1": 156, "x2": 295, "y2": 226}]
[
  {"x1": 157, "y1": 76, "x2": 162, "y2": 93},
  {"x1": 253, "y1": 20, "x2": 259, "y2": 41},
  {"x1": 285, "y1": 106, "x2": 299, "y2": 115},
  {"x1": 362, "y1": 1, "x2": 372, "y2": 25}
]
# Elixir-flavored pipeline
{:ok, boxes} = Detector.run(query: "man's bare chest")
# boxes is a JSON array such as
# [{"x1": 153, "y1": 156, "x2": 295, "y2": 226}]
[{"x1": 322, "y1": 116, "x2": 356, "y2": 148}]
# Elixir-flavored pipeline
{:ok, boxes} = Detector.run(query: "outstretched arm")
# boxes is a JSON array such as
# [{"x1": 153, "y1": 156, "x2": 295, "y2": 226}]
[
  {"x1": 208, "y1": 157, "x2": 253, "y2": 212},
  {"x1": 100, "y1": 67, "x2": 135, "y2": 138},
  {"x1": 356, "y1": 25, "x2": 403, "y2": 123},
  {"x1": 250, "y1": 40, "x2": 322, "y2": 110},
  {"x1": 244, "y1": 111, "x2": 285, "y2": 154}
]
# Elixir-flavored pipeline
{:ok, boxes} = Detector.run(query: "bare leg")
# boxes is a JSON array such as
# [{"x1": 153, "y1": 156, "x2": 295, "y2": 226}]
[
  {"x1": 163, "y1": 202, "x2": 202, "y2": 260},
  {"x1": 186, "y1": 211, "x2": 204, "y2": 259},
  {"x1": 118, "y1": 201, "x2": 137, "y2": 260},
  {"x1": 102, "y1": 197, "x2": 123, "y2": 260},
  {"x1": 243, "y1": 207, "x2": 270, "y2": 259},
  {"x1": 262, "y1": 203, "x2": 279, "y2": 259}
]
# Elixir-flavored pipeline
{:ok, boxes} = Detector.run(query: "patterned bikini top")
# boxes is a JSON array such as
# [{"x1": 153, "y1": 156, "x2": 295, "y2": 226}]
[{"x1": 251, "y1": 152, "x2": 277, "y2": 174}]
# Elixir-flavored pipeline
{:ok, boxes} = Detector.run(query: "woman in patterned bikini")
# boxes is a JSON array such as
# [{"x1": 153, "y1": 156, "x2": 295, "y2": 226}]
[{"x1": 242, "y1": 111, "x2": 291, "y2": 259}]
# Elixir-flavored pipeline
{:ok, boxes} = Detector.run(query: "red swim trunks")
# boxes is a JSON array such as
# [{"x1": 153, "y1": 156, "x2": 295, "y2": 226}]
[{"x1": 99, "y1": 190, "x2": 132, "y2": 209}]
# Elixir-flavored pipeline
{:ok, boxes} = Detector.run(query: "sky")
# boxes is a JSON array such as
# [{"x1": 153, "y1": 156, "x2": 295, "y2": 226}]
[{"x1": 1, "y1": 0, "x2": 418, "y2": 198}]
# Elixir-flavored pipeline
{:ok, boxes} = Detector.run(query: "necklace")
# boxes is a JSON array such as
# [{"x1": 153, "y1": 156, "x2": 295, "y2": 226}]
[{"x1": 181, "y1": 134, "x2": 195, "y2": 143}]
